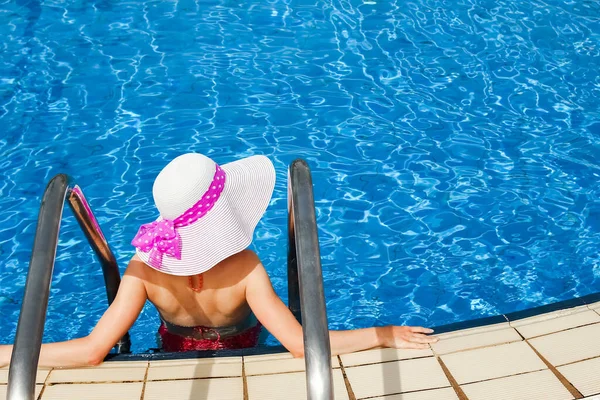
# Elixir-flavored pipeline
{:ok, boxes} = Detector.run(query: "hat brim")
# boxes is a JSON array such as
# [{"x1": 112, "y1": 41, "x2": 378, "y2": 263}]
[{"x1": 136, "y1": 155, "x2": 276, "y2": 276}]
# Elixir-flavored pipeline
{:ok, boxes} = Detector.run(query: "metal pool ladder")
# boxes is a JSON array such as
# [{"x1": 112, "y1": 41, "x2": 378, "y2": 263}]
[
  {"x1": 7, "y1": 174, "x2": 130, "y2": 400},
  {"x1": 287, "y1": 159, "x2": 334, "y2": 400},
  {"x1": 8, "y1": 161, "x2": 333, "y2": 400}
]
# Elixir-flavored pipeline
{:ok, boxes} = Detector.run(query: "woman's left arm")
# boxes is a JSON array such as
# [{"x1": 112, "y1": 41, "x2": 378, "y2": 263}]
[
  {"x1": 0, "y1": 259, "x2": 148, "y2": 369},
  {"x1": 244, "y1": 253, "x2": 438, "y2": 357}
]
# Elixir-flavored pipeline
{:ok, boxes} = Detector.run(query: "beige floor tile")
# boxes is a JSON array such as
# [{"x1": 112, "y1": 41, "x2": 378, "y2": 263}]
[
  {"x1": 368, "y1": 387, "x2": 459, "y2": 400},
  {"x1": 0, "y1": 368, "x2": 50, "y2": 384},
  {"x1": 144, "y1": 377, "x2": 243, "y2": 400},
  {"x1": 434, "y1": 322, "x2": 510, "y2": 340},
  {"x1": 558, "y1": 356, "x2": 600, "y2": 397},
  {"x1": 431, "y1": 327, "x2": 522, "y2": 355},
  {"x1": 344, "y1": 357, "x2": 449, "y2": 399},
  {"x1": 584, "y1": 395, "x2": 600, "y2": 399},
  {"x1": 0, "y1": 384, "x2": 42, "y2": 400},
  {"x1": 441, "y1": 341, "x2": 546, "y2": 384},
  {"x1": 47, "y1": 362, "x2": 147, "y2": 383},
  {"x1": 243, "y1": 352, "x2": 339, "y2": 366},
  {"x1": 96, "y1": 361, "x2": 148, "y2": 368},
  {"x1": 529, "y1": 323, "x2": 600, "y2": 366},
  {"x1": 460, "y1": 370, "x2": 573, "y2": 400},
  {"x1": 247, "y1": 369, "x2": 348, "y2": 400},
  {"x1": 588, "y1": 302, "x2": 600, "y2": 311},
  {"x1": 511, "y1": 307, "x2": 600, "y2": 339},
  {"x1": 41, "y1": 382, "x2": 143, "y2": 400},
  {"x1": 147, "y1": 357, "x2": 241, "y2": 380},
  {"x1": 244, "y1": 352, "x2": 294, "y2": 362},
  {"x1": 339, "y1": 348, "x2": 432, "y2": 367},
  {"x1": 148, "y1": 356, "x2": 242, "y2": 367},
  {"x1": 511, "y1": 305, "x2": 589, "y2": 326},
  {"x1": 244, "y1": 354, "x2": 339, "y2": 375}
]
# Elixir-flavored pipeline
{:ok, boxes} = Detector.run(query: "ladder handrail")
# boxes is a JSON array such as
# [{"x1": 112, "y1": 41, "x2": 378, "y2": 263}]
[
  {"x1": 287, "y1": 159, "x2": 334, "y2": 400},
  {"x1": 7, "y1": 174, "x2": 130, "y2": 400}
]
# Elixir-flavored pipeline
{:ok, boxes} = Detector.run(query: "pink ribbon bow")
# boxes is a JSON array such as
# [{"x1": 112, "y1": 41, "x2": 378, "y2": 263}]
[{"x1": 131, "y1": 219, "x2": 182, "y2": 269}]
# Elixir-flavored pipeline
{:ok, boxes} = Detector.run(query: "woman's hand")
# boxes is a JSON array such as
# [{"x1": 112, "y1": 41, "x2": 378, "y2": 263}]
[{"x1": 378, "y1": 326, "x2": 439, "y2": 350}]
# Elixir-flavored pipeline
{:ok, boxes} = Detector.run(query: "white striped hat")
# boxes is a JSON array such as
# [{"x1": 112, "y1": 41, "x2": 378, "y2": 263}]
[{"x1": 132, "y1": 153, "x2": 275, "y2": 276}]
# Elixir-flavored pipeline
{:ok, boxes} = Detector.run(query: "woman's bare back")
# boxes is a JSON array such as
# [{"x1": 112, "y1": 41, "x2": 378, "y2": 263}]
[{"x1": 137, "y1": 249, "x2": 258, "y2": 328}]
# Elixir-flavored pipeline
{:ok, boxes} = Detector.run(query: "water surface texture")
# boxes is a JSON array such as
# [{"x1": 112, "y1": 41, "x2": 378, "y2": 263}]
[{"x1": 1, "y1": 0, "x2": 599, "y2": 352}]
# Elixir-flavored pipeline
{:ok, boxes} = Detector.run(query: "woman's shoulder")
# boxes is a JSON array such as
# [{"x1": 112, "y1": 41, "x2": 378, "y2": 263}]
[
  {"x1": 219, "y1": 249, "x2": 264, "y2": 278},
  {"x1": 124, "y1": 254, "x2": 153, "y2": 280},
  {"x1": 233, "y1": 249, "x2": 263, "y2": 269},
  {"x1": 235, "y1": 248, "x2": 260, "y2": 262}
]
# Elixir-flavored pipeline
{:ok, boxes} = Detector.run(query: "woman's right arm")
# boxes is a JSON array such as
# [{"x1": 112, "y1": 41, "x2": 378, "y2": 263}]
[
  {"x1": 0, "y1": 258, "x2": 148, "y2": 368},
  {"x1": 244, "y1": 253, "x2": 438, "y2": 357}
]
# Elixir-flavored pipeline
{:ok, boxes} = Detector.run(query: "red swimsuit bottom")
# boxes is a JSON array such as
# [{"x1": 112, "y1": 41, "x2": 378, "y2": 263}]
[{"x1": 158, "y1": 314, "x2": 262, "y2": 352}]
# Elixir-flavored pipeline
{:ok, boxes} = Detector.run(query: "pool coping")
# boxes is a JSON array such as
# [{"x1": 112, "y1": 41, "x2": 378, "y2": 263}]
[
  {"x1": 431, "y1": 290, "x2": 600, "y2": 335},
  {"x1": 104, "y1": 290, "x2": 600, "y2": 362},
  {"x1": 4, "y1": 297, "x2": 600, "y2": 400}
]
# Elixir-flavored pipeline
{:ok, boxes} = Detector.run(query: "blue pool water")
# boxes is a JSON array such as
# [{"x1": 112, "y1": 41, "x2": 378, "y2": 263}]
[{"x1": 1, "y1": 0, "x2": 599, "y2": 353}]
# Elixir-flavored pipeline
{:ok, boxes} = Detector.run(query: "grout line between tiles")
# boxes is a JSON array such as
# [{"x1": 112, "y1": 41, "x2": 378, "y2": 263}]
[
  {"x1": 342, "y1": 354, "x2": 432, "y2": 369},
  {"x1": 37, "y1": 367, "x2": 54, "y2": 400},
  {"x1": 515, "y1": 321, "x2": 600, "y2": 340},
  {"x1": 511, "y1": 327, "x2": 585, "y2": 400},
  {"x1": 146, "y1": 375, "x2": 240, "y2": 383},
  {"x1": 242, "y1": 358, "x2": 249, "y2": 400},
  {"x1": 336, "y1": 355, "x2": 356, "y2": 400},
  {"x1": 432, "y1": 334, "x2": 523, "y2": 357},
  {"x1": 433, "y1": 354, "x2": 469, "y2": 400},
  {"x1": 556, "y1": 354, "x2": 600, "y2": 368},
  {"x1": 359, "y1": 386, "x2": 455, "y2": 400},
  {"x1": 139, "y1": 361, "x2": 149, "y2": 400},
  {"x1": 44, "y1": 379, "x2": 145, "y2": 385},
  {"x1": 524, "y1": 340, "x2": 584, "y2": 399},
  {"x1": 456, "y1": 368, "x2": 550, "y2": 387},
  {"x1": 240, "y1": 364, "x2": 341, "y2": 377}
]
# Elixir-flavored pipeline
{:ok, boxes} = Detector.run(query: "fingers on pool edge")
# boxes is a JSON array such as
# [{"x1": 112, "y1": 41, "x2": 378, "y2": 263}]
[{"x1": 410, "y1": 326, "x2": 435, "y2": 334}]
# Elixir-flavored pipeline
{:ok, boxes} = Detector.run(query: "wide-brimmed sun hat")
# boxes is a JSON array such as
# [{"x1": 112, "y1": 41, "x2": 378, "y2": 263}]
[{"x1": 132, "y1": 153, "x2": 276, "y2": 276}]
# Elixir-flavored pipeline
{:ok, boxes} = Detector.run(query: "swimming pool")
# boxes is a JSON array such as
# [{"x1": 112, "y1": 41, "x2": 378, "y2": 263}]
[{"x1": 0, "y1": 0, "x2": 599, "y2": 353}]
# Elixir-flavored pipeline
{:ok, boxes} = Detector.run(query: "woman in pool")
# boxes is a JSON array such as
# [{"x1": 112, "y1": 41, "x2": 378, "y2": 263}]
[{"x1": 0, "y1": 153, "x2": 438, "y2": 368}]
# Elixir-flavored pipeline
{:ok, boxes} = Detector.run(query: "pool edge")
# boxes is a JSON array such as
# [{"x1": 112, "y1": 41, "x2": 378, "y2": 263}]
[{"x1": 104, "y1": 290, "x2": 600, "y2": 361}]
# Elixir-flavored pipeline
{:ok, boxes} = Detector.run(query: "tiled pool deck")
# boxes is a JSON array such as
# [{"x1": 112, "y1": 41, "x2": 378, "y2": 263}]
[{"x1": 3, "y1": 300, "x2": 600, "y2": 400}]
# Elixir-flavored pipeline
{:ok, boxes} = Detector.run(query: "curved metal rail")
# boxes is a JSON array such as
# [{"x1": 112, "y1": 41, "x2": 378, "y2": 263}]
[
  {"x1": 7, "y1": 174, "x2": 130, "y2": 400},
  {"x1": 287, "y1": 159, "x2": 334, "y2": 400}
]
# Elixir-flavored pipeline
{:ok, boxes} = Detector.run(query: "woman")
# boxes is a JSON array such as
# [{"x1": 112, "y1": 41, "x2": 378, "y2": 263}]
[{"x1": 0, "y1": 153, "x2": 437, "y2": 368}]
